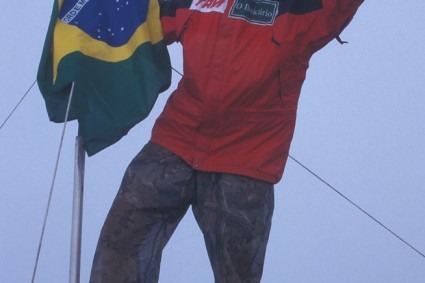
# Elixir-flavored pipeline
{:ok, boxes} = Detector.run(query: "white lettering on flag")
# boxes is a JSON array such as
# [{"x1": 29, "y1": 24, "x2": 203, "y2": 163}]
[{"x1": 61, "y1": 0, "x2": 90, "y2": 24}]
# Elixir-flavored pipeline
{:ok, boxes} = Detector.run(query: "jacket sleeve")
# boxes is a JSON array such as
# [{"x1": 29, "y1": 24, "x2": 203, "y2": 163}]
[
  {"x1": 304, "y1": 0, "x2": 364, "y2": 53},
  {"x1": 274, "y1": 0, "x2": 364, "y2": 55}
]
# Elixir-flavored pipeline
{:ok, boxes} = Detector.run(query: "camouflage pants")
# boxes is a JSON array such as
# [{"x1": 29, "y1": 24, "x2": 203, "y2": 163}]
[{"x1": 90, "y1": 142, "x2": 274, "y2": 283}]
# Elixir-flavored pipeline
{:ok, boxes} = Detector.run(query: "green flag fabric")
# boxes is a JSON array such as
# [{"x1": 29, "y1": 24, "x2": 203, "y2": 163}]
[{"x1": 37, "y1": 0, "x2": 171, "y2": 156}]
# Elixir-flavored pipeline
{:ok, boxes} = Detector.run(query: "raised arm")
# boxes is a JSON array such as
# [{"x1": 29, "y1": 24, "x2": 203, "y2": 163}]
[
  {"x1": 305, "y1": 0, "x2": 365, "y2": 53},
  {"x1": 273, "y1": 0, "x2": 364, "y2": 55}
]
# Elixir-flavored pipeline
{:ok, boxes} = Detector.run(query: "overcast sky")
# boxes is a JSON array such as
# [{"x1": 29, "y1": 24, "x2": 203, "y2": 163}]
[{"x1": 1, "y1": 1, "x2": 425, "y2": 282}]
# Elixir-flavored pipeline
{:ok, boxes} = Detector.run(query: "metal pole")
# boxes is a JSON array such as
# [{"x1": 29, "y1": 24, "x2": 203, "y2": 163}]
[{"x1": 70, "y1": 136, "x2": 85, "y2": 283}]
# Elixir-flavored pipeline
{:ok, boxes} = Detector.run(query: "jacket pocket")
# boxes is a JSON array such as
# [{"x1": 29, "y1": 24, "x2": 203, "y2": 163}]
[{"x1": 277, "y1": 50, "x2": 309, "y2": 110}]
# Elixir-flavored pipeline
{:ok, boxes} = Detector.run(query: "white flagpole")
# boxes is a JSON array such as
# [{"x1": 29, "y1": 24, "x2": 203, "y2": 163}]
[{"x1": 70, "y1": 136, "x2": 85, "y2": 283}]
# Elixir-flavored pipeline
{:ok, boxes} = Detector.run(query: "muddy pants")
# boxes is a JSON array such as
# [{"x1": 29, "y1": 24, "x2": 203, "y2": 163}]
[{"x1": 90, "y1": 142, "x2": 274, "y2": 283}]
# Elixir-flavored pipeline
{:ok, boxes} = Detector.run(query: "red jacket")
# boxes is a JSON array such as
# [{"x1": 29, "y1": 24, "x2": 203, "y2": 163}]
[{"x1": 150, "y1": 0, "x2": 363, "y2": 183}]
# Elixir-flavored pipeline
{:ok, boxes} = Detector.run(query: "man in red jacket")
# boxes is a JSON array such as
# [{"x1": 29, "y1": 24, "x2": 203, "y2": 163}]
[{"x1": 90, "y1": 0, "x2": 364, "y2": 282}]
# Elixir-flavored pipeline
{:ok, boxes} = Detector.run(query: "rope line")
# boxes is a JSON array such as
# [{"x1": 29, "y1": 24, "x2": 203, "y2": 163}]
[
  {"x1": 172, "y1": 66, "x2": 183, "y2": 77},
  {"x1": 0, "y1": 79, "x2": 36, "y2": 131},
  {"x1": 288, "y1": 154, "x2": 425, "y2": 259},
  {"x1": 31, "y1": 83, "x2": 76, "y2": 283}
]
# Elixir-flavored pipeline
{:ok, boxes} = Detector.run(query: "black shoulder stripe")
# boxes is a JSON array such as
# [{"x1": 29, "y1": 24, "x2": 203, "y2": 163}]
[
  {"x1": 160, "y1": 0, "x2": 193, "y2": 17},
  {"x1": 276, "y1": 0, "x2": 323, "y2": 16}
]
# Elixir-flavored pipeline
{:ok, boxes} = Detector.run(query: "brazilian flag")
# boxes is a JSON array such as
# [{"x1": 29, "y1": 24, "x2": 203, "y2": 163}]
[{"x1": 37, "y1": 0, "x2": 171, "y2": 156}]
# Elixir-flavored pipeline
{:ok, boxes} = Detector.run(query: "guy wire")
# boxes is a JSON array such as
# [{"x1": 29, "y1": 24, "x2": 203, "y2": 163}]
[
  {"x1": 288, "y1": 155, "x2": 425, "y2": 259},
  {"x1": 0, "y1": 79, "x2": 36, "y2": 131},
  {"x1": 31, "y1": 83, "x2": 76, "y2": 283}
]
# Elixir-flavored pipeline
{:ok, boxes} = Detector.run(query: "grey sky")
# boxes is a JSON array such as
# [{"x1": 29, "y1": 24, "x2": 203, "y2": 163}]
[{"x1": 1, "y1": 1, "x2": 424, "y2": 282}]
